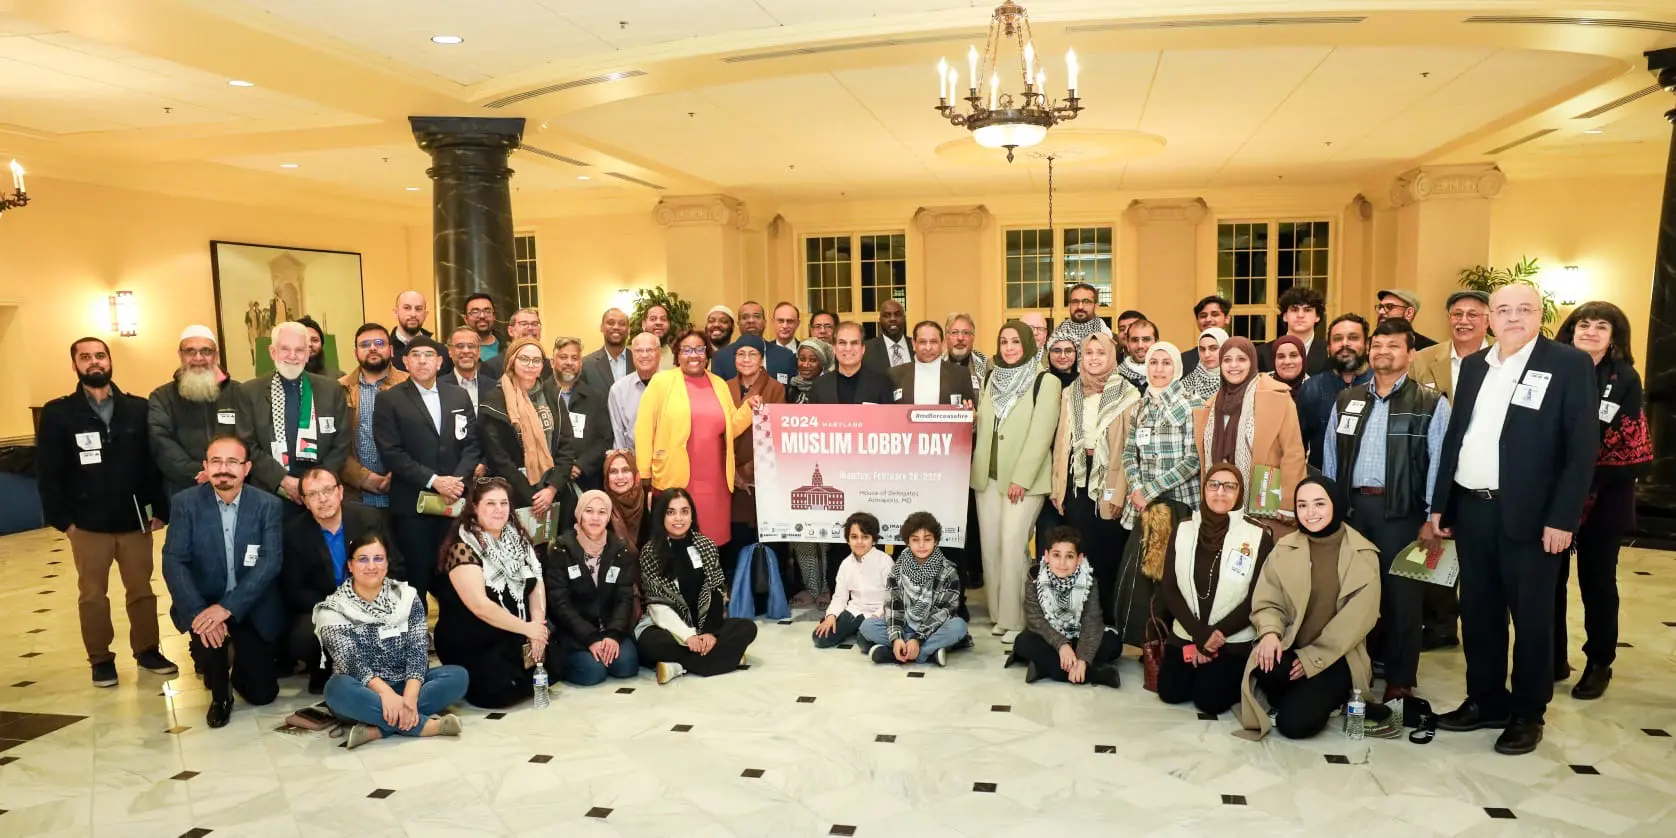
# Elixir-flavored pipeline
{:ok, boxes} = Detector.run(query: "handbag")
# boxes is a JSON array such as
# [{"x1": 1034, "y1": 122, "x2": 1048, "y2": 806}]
[{"x1": 1141, "y1": 598, "x2": 1168, "y2": 694}]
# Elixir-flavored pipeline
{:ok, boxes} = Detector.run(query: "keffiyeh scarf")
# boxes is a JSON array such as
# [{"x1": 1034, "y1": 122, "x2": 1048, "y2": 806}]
[
  {"x1": 271, "y1": 373, "x2": 319, "y2": 465},
  {"x1": 640, "y1": 535, "x2": 727, "y2": 628},
  {"x1": 1035, "y1": 559, "x2": 1094, "y2": 638},
  {"x1": 1069, "y1": 369, "x2": 1140, "y2": 496},
  {"x1": 1049, "y1": 317, "x2": 1111, "y2": 357},
  {"x1": 312, "y1": 578, "x2": 415, "y2": 636},
  {"x1": 1202, "y1": 382, "x2": 1257, "y2": 495},
  {"x1": 457, "y1": 525, "x2": 543, "y2": 619},
  {"x1": 898, "y1": 548, "x2": 950, "y2": 630}
]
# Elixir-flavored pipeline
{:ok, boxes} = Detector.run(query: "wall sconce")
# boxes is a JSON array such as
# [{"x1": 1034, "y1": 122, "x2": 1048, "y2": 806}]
[
  {"x1": 111, "y1": 291, "x2": 139, "y2": 336},
  {"x1": 1554, "y1": 265, "x2": 1585, "y2": 306}
]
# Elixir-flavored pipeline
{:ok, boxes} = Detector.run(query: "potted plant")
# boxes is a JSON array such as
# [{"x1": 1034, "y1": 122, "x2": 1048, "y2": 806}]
[
  {"x1": 1457, "y1": 256, "x2": 1558, "y2": 335},
  {"x1": 627, "y1": 286, "x2": 692, "y2": 341}
]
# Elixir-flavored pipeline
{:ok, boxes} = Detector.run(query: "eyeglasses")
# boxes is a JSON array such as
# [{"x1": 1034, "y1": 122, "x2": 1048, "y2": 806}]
[
  {"x1": 513, "y1": 355, "x2": 545, "y2": 366},
  {"x1": 678, "y1": 347, "x2": 708, "y2": 357},
  {"x1": 1049, "y1": 347, "x2": 1077, "y2": 354},
  {"x1": 303, "y1": 487, "x2": 339, "y2": 502},
  {"x1": 206, "y1": 457, "x2": 244, "y2": 467},
  {"x1": 1206, "y1": 479, "x2": 1240, "y2": 492},
  {"x1": 465, "y1": 307, "x2": 494, "y2": 316},
  {"x1": 1493, "y1": 305, "x2": 1541, "y2": 319},
  {"x1": 351, "y1": 554, "x2": 387, "y2": 566},
  {"x1": 735, "y1": 349, "x2": 762, "y2": 359},
  {"x1": 475, "y1": 476, "x2": 510, "y2": 486},
  {"x1": 1374, "y1": 302, "x2": 1408, "y2": 314},
  {"x1": 450, "y1": 341, "x2": 478, "y2": 350},
  {"x1": 180, "y1": 347, "x2": 217, "y2": 358},
  {"x1": 1449, "y1": 311, "x2": 1486, "y2": 322},
  {"x1": 357, "y1": 339, "x2": 388, "y2": 349}
]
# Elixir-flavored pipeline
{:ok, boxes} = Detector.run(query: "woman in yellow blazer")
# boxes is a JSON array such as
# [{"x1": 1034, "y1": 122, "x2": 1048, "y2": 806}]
[
  {"x1": 635, "y1": 329, "x2": 757, "y2": 547},
  {"x1": 972, "y1": 320, "x2": 1063, "y2": 640},
  {"x1": 1191, "y1": 337, "x2": 1307, "y2": 532}
]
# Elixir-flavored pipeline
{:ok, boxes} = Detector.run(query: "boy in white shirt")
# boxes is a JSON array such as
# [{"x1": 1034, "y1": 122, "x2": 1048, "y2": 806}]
[{"x1": 813, "y1": 512, "x2": 892, "y2": 649}]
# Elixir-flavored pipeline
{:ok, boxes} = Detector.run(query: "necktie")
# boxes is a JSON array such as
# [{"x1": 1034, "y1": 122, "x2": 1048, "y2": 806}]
[{"x1": 891, "y1": 343, "x2": 905, "y2": 366}]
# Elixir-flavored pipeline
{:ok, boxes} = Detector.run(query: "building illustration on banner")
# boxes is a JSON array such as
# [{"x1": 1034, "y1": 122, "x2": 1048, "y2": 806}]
[{"x1": 790, "y1": 464, "x2": 845, "y2": 511}]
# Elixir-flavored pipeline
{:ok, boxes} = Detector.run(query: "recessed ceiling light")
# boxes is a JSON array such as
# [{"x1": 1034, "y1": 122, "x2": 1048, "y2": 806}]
[
  {"x1": 228, "y1": 79, "x2": 254, "y2": 87},
  {"x1": 577, "y1": 175, "x2": 591, "y2": 180},
  {"x1": 406, "y1": 186, "x2": 421, "y2": 191},
  {"x1": 279, "y1": 162, "x2": 299, "y2": 168},
  {"x1": 431, "y1": 35, "x2": 463, "y2": 44},
  {"x1": 1583, "y1": 129, "x2": 1604, "y2": 134}
]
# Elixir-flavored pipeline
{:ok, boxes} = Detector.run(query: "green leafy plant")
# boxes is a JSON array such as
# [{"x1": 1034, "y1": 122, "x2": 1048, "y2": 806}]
[
  {"x1": 627, "y1": 286, "x2": 692, "y2": 342},
  {"x1": 1457, "y1": 255, "x2": 1558, "y2": 335}
]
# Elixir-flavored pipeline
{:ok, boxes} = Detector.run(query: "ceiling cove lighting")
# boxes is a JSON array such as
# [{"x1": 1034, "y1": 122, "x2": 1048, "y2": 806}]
[
  {"x1": 406, "y1": 186, "x2": 421, "y2": 191},
  {"x1": 227, "y1": 79, "x2": 254, "y2": 87},
  {"x1": 279, "y1": 162, "x2": 299, "y2": 168},
  {"x1": 431, "y1": 35, "x2": 464, "y2": 44},
  {"x1": 934, "y1": 1, "x2": 1083, "y2": 162}
]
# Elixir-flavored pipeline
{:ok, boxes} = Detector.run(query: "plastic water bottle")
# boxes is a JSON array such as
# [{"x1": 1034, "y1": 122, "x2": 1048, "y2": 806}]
[
  {"x1": 532, "y1": 664, "x2": 550, "y2": 709},
  {"x1": 1345, "y1": 688, "x2": 1365, "y2": 740}
]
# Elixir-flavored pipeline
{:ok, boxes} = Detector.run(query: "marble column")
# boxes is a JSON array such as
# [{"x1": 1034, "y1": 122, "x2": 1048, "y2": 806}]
[
  {"x1": 653, "y1": 194, "x2": 749, "y2": 313},
  {"x1": 1123, "y1": 198, "x2": 1207, "y2": 341},
  {"x1": 1388, "y1": 164, "x2": 1505, "y2": 339},
  {"x1": 913, "y1": 205, "x2": 991, "y2": 324},
  {"x1": 1638, "y1": 49, "x2": 1676, "y2": 516},
  {"x1": 410, "y1": 116, "x2": 524, "y2": 335}
]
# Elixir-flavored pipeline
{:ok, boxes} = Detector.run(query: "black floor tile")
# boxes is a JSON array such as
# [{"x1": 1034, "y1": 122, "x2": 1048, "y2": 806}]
[
  {"x1": 796, "y1": 696, "x2": 816, "y2": 703},
  {"x1": 171, "y1": 771, "x2": 199, "y2": 781},
  {"x1": 0, "y1": 755, "x2": 18, "y2": 765},
  {"x1": 777, "y1": 620, "x2": 792, "y2": 626},
  {"x1": 31, "y1": 609, "x2": 48, "y2": 614},
  {"x1": 1617, "y1": 642, "x2": 1634, "y2": 648},
  {"x1": 972, "y1": 782, "x2": 997, "y2": 792},
  {"x1": 1570, "y1": 765, "x2": 1600, "y2": 775},
  {"x1": 1094, "y1": 745, "x2": 1116, "y2": 754},
  {"x1": 1634, "y1": 571, "x2": 1652, "y2": 576},
  {"x1": 529, "y1": 755, "x2": 552, "y2": 764},
  {"x1": 837, "y1": 643, "x2": 854, "y2": 650},
  {"x1": 37, "y1": 591, "x2": 52, "y2": 595},
  {"x1": 11, "y1": 682, "x2": 34, "y2": 688},
  {"x1": 906, "y1": 671, "x2": 924, "y2": 678},
  {"x1": 741, "y1": 768, "x2": 765, "y2": 778},
  {"x1": 179, "y1": 829, "x2": 212, "y2": 838},
  {"x1": 0, "y1": 713, "x2": 86, "y2": 741},
  {"x1": 1663, "y1": 621, "x2": 1676, "y2": 627},
  {"x1": 17, "y1": 653, "x2": 39, "y2": 658},
  {"x1": 1325, "y1": 755, "x2": 1351, "y2": 765},
  {"x1": 367, "y1": 789, "x2": 394, "y2": 799},
  {"x1": 1485, "y1": 807, "x2": 1516, "y2": 819},
  {"x1": 1197, "y1": 712, "x2": 1217, "y2": 720},
  {"x1": 1222, "y1": 794, "x2": 1247, "y2": 805},
  {"x1": 41, "y1": 575, "x2": 55, "y2": 580},
  {"x1": 485, "y1": 713, "x2": 506, "y2": 720},
  {"x1": 671, "y1": 724, "x2": 693, "y2": 732},
  {"x1": 25, "y1": 629, "x2": 44, "y2": 634},
  {"x1": 615, "y1": 687, "x2": 635, "y2": 694},
  {"x1": 586, "y1": 807, "x2": 613, "y2": 819},
  {"x1": 829, "y1": 827, "x2": 856, "y2": 837},
  {"x1": 875, "y1": 734, "x2": 896, "y2": 743},
  {"x1": 1643, "y1": 728, "x2": 1670, "y2": 737},
  {"x1": 991, "y1": 705, "x2": 1010, "y2": 712}
]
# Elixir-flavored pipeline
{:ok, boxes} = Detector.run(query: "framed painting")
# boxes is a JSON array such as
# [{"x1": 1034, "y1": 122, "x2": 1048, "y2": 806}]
[{"x1": 210, "y1": 241, "x2": 365, "y2": 379}]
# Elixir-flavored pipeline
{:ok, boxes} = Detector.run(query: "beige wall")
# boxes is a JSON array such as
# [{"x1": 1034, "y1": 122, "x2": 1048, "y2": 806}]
[
  {"x1": 0, "y1": 177, "x2": 419, "y2": 439},
  {"x1": 517, "y1": 212, "x2": 667, "y2": 347}
]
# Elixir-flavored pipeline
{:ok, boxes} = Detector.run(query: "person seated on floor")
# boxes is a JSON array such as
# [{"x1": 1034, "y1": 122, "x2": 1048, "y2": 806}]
[
  {"x1": 1155, "y1": 464, "x2": 1274, "y2": 716},
  {"x1": 603, "y1": 449, "x2": 651, "y2": 554},
  {"x1": 812, "y1": 511, "x2": 892, "y2": 650},
  {"x1": 861, "y1": 511, "x2": 968, "y2": 667},
  {"x1": 1012, "y1": 526, "x2": 1123, "y2": 688},
  {"x1": 546, "y1": 490, "x2": 640, "y2": 686},
  {"x1": 315, "y1": 533, "x2": 467, "y2": 749},
  {"x1": 1236, "y1": 477, "x2": 1380, "y2": 741},
  {"x1": 635, "y1": 487, "x2": 758, "y2": 685},
  {"x1": 282, "y1": 467, "x2": 401, "y2": 694},
  {"x1": 434, "y1": 477, "x2": 549, "y2": 709}
]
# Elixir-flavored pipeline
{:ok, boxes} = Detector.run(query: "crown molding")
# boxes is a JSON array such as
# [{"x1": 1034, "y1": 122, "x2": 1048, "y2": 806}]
[
  {"x1": 653, "y1": 194, "x2": 748, "y2": 229},
  {"x1": 1389, "y1": 164, "x2": 1506, "y2": 207},
  {"x1": 1123, "y1": 197, "x2": 1208, "y2": 225},
  {"x1": 912, "y1": 204, "x2": 990, "y2": 234}
]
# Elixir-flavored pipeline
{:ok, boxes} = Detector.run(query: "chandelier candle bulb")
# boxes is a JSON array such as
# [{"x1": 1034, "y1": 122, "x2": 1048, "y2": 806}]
[
  {"x1": 8, "y1": 160, "x2": 22, "y2": 192},
  {"x1": 1066, "y1": 48, "x2": 1079, "y2": 92},
  {"x1": 1036, "y1": 70, "x2": 1046, "y2": 96},
  {"x1": 969, "y1": 46, "x2": 979, "y2": 92},
  {"x1": 938, "y1": 57, "x2": 948, "y2": 100},
  {"x1": 948, "y1": 68, "x2": 960, "y2": 100},
  {"x1": 1024, "y1": 41, "x2": 1035, "y2": 81}
]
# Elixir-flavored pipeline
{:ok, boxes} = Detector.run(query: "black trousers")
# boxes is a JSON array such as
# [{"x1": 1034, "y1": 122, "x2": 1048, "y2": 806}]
[
  {"x1": 190, "y1": 618, "x2": 280, "y2": 705},
  {"x1": 1062, "y1": 486, "x2": 1129, "y2": 626},
  {"x1": 392, "y1": 513, "x2": 449, "y2": 610},
  {"x1": 1156, "y1": 642, "x2": 1248, "y2": 715},
  {"x1": 1012, "y1": 628, "x2": 1122, "y2": 682},
  {"x1": 287, "y1": 613, "x2": 327, "y2": 674},
  {"x1": 1454, "y1": 493, "x2": 1564, "y2": 722},
  {"x1": 812, "y1": 611, "x2": 865, "y2": 648},
  {"x1": 1035, "y1": 499, "x2": 1064, "y2": 564},
  {"x1": 1255, "y1": 653, "x2": 1351, "y2": 740},
  {"x1": 1348, "y1": 493, "x2": 1424, "y2": 689},
  {"x1": 638, "y1": 619, "x2": 758, "y2": 677},
  {"x1": 1556, "y1": 515, "x2": 1625, "y2": 669}
]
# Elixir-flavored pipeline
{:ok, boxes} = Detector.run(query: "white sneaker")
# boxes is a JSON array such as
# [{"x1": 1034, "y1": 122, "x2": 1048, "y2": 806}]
[
  {"x1": 933, "y1": 648, "x2": 948, "y2": 667},
  {"x1": 656, "y1": 661, "x2": 686, "y2": 685},
  {"x1": 990, "y1": 624, "x2": 1007, "y2": 637}
]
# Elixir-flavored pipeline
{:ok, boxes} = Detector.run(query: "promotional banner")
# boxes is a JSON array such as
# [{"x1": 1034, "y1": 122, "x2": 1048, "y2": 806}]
[{"x1": 753, "y1": 403, "x2": 974, "y2": 546}]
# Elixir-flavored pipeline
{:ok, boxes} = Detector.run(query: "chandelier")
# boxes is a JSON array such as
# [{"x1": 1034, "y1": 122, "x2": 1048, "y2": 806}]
[
  {"x1": 0, "y1": 160, "x2": 28, "y2": 217},
  {"x1": 934, "y1": 1, "x2": 1083, "y2": 162}
]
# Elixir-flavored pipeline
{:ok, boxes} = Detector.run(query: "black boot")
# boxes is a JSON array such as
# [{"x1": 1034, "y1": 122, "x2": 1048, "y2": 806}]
[
  {"x1": 1088, "y1": 664, "x2": 1121, "y2": 689},
  {"x1": 1571, "y1": 664, "x2": 1612, "y2": 700},
  {"x1": 1024, "y1": 662, "x2": 1043, "y2": 684}
]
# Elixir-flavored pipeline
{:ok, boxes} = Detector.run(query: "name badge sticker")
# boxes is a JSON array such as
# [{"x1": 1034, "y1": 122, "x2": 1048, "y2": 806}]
[
  {"x1": 605, "y1": 566, "x2": 621, "y2": 584},
  {"x1": 217, "y1": 410, "x2": 237, "y2": 425},
  {"x1": 950, "y1": 394, "x2": 963, "y2": 406},
  {"x1": 1336, "y1": 414, "x2": 1360, "y2": 435},
  {"x1": 454, "y1": 413, "x2": 469, "y2": 440},
  {"x1": 1103, "y1": 488, "x2": 1115, "y2": 502},
  {"x1": 567, "y1": 564, "x2": 582, "y2": 579},
  {"x1": 242, "y1": 545, "x2": 260, "y2": 567},
  {"x1": 1135, "y1": 428, "x2": 1153, "y2": 447},
  {"x1": 776, "y1": 373, "x2": 788, "y2": 385},
  {"x1": 1523, "y1": 370, "x2": 1552, "y2": 386},
  {"x1": 79, "y1": 450, "x2": 102, "y2": 465},
  {"x1": 1599, "y1": 400, "x2": 1621, "y2": 423},
  {"x1": 271, "y1": 440, "x2": 290, "y2": 463},
  {"x1": 1343, "y1": 399, "x2": 1367, "y2": 416},
  {"x1": 378, "y1": 624, "x2": 406, "y2": 639},
  {"x1": 569, "y1": 411, "x2": 587, "y2": 439},
  {"x1": 688, "y1": 545, "x2": 704, "y2": 569},
  {"x1": 74, "y1": 432, "x2": 101, "y2": 451},
  {"x1": 892, "y1": 388, "x2": 903, "y2": 401},
  {"x1": 1229, "y1": 546, "x2": 1254, "y2": 577},
  {"x1": 319, "y1": 417, "x2": 336, "y2": 434},
  {"x1": 1512, "y1": 383, "x2": 1545, "y2": 410}
]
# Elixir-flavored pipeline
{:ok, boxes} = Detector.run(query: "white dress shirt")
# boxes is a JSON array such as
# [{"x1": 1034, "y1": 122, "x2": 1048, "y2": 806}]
[
  {"x1": 415, "y1": 381, "x2": 443, "y2": 434},
  {"x1": 1454, "y1": 337, "x2": 1537, "y2": 491},
  {"x1": 826, "y1": 549, "x2": 893, "y2": 619},
  {"x1": 912, "y1": 359, "x2": 941, "y2": 405},
  {"x1": 882, "y1": 335, "x2": 910, "y2": 367}
]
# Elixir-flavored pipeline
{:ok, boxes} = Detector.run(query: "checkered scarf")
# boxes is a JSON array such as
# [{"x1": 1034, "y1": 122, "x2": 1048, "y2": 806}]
[{"x1": 270, "y1": 373, "x2": 318, "y2": 466}]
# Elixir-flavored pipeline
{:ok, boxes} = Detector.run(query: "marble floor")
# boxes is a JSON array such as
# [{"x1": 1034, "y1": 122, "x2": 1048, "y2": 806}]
[{"x1": 0, "y1": 527, "x2": 1674, "y2": 838}]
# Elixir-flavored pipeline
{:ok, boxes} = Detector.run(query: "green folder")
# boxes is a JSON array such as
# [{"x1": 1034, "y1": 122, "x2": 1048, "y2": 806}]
[{"x1": 1246, "y1": 465, "x2": 1284, "y2": 518}]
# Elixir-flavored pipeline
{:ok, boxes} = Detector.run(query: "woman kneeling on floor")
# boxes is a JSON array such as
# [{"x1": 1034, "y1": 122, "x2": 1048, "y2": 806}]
[
  {"x1": 636, "y1": 488, "x2": 758, "y2": 684},
  {"x1": 813, "y1": 511, "x2": 891, "y2": 649},
  {"x1": 1236, "y1": 477, "x2": 1380, "y2": 741},
  {"x1": 316, "y1": 533, "x2": 467, "y2": 749},
  {"x1": 861, "y1": 511, "x2": 968, "y2": 666},
  {"x1": 1012, "y1": 526, "x2": 1122, "y2": 687},
  {"x1": 546, "y1": 490, "x2": 640, "y2": 686},
  {"x1": 1155, "y1": 464, "x2": 1274, "y2": 716}
]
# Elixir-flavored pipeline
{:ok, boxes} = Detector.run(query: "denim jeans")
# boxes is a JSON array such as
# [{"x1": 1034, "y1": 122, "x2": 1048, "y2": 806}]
[
  {"x1": 858, "y1": 616, "x2": 968, "y2": 662},
  {"x1": 324, "y1": 665, "x2": 469, "y2": 736},
  {"x1": 559, "y1": 638, "x2": 640, "y2": 686}
]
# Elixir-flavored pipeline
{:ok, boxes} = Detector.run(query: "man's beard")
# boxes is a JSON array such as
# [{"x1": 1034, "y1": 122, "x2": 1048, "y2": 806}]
[
  {"x1": 77, "y1": 369, "x2": 111, "y2": 389},
  {"x1": 947, "y1": 347, "x2": 971, "y2": 364},
  {"x1": 474, "y1": 325, "x2": 495, "y2": 339},
  {"x1": 558, "y1": 369, "x2": 578, "y2": 386},
  {"x1": 1071, "y1": 311, "x2": 1093, "y2": 323},
  {"x1": 275, "y1": 360, "x2": 306, "y2": 380},
  {"x1": 360, "y1": 356, "x2": 390, "y2": 374},
  {"x1": 178, "y1": 368, "x2": 221, "y2": 403},
  {"x1": 1332, "y1": 350, "x2": 1367, "y2": 374},
  {"x1": 708, "y1": 329, "x2": 733, "y2": 347},
  {"x1": 305, "y1": 354, "x2": 326, "y2": 374}
]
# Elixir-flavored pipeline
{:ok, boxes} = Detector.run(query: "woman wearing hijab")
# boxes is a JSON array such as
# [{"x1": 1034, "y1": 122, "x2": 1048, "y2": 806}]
[
  {"x1": 317, "y1": 533, "x2": 466, "y2": 749},
  {"x1": 1049, "y1": 332, "x2": 1141, "y2": 624},
  {"x1": 1180, "y1": 327, "x2": 1226, "y2": 405},
  {"x1": 635, "y1": 329, "x2": 758, "y2": 548},
  {"x1": 971, "y1": 320, "x2": 1063, "y2": 640},
  {"x1": 724, "y1": 335, "x2": 786, "y2": 582},
  {"x1": 1014, "y1": 526, "x2": 1122, "y2": 687},
  {"x1": 636, "y1": 488, "x2": 757, "y2": 684},
  {"x1": 1155, "y1": 464, "x2": 1274, "y2": 716},
  {"x1": 1034, "y1": 334, "x2": 1083, "y2": 561},
  {"x1": 602, "y1": 449, "x2": 649, "y2": 554},
  {"x1": 1235, "y1": 477, "x2": 1380, "y2": 741},
  {"x1": 545, "y1": 490, "x2": 640, "y2": 686},
  {"x1": 434, "y1": 477, "x2": 548, "y2": 709},
  {"x1": 789, "y1": 339, "x2": 832, "y2": 404},
  {"x1": 1265, "y1": 335, "x2": 1309, "y2": 395},
  {"x1": 1192, "y1": 336, "x2": 1307, "y2": 530},
  {"x1": 480, "y1": 337, "x2": 577, "y2": 535}
]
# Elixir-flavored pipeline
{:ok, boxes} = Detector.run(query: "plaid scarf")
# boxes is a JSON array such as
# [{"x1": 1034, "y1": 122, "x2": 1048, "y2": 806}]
[
  {"x1": 312, "y1": 578, "x2": 414, "y2": 635},
  {"x1": 270, "y1": 373, "x2": 318, "y2": 466},
  {"x1": 898, "y1": 548, "x2": 950, "y2": 630},
  {"x1": 1034, "y1": 559, "x2": 1093, "y2": 638},
  {"x1": 457, "y1": 525, "x2": 542, "y2": 620},
  {"x1": 640, "y1": 535, "x2": 726, "y2": 628},
  {"x1": 1069, "y1": 367, "x2": 1139, "y2": 496}
]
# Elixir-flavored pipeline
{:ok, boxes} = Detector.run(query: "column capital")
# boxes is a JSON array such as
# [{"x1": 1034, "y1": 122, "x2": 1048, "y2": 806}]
[
  {"x1": 1123, "y1": 198, "x2": 1207, "y2": 226},
  {"x1": 653, "y1": 194, "x2": 748, "y2": 230},
  {"x1": 1389, "y1": 164, "x2": 1505, "y2": 207},
  {"x1": 410, "y1": 116, "x2": 525, "y2": 151},
  {"x1": 913, "y1": 205, "x2": 990, "y2": 234}
]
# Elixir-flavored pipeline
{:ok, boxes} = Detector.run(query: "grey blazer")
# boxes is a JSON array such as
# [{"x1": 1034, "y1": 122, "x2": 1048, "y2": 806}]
[
  {"x1": 237, "y1": 372, "x2": 350, "y2": 495},
  {"x1": 580, "y1": 347, "x2": 627, "y2": 394}
]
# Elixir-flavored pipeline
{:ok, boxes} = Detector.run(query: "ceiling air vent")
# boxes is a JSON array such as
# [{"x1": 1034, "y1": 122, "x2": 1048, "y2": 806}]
[
  {"x1": 483, "y1": 70, "x2": 647, "y2": 109},
  {"x1": 604, "y1": 172, "x2": 665, "y2": 190},
  {"x1": 1573, "y1": 83, "x2": 1665, "y2": 119},
  {"x1": 721, "y1": 31, "x2": 986, "y2": 63},
  {"x1": 518, "y1": 145, "x2": 590, "y2": 167},
  {"x1": 1485, "y1": 129, "x2": 1558, "y2": 155},
  {"x1": 1463, "y1": 16, "x2": 1676, "y2": 34},
  {"x1": 1068, "y1": 16, "x2": 1366, "y2": 33}
]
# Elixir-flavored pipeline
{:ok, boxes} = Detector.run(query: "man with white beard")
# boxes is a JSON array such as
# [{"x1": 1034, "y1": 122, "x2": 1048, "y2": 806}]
[
  {"x1": 239, "y1": 321, "x2": 350, "y2": 517},
  {"x1": 149, "y1": 325, "x2": 257, "y2": 500},
  {"x1": 943, "y1": 312, "x2": 989, "y2": 390},
  {"x1": 552, "y1": 336, "x2": 611, "y2": 494}
]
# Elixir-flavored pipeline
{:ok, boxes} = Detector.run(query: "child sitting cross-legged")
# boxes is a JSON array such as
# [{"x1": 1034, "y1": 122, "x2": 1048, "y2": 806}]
[
  {"x1": 1011, "y1": 525, "x2": 1123, "y2": 688},
  {"x1": 859, "y1": 511, "x2": 968, "y2": 667},
  {"x1": 812, "y1": 512, "x2": 892, "y2": 650}
]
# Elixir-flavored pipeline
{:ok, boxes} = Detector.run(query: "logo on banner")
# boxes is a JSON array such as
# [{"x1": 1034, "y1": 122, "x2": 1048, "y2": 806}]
[{"x1": 790, "y1": 464, "x2": 847, "y2": 511}]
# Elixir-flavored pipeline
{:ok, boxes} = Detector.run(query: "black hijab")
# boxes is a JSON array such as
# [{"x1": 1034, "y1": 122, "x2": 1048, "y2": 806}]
[
  {"x1": 1293, "y1": 476, "x2": 1343, "y2": 538},
  {"x1": 1046, "y1": 336, "x2": 1079, "y2": 388}
]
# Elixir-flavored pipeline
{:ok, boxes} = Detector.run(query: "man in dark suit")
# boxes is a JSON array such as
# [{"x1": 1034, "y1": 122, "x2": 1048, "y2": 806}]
[
  {"x1": 282, "y1": 467, "x2": 401, "y2": 692},
  {"x1": 240, "y1": 321, "x2": 350, "y2": 518},
  {"x1": 1259, "y1": 285, "x2": 1331, "y2": 375},
  {"x1": 1430, "y1": 284, "x2": 1598, "y2": 756},
  {"x1": 553, "y1": 337, "x2": 613, "y2": 495},
  {"x1": 390, "y1": 290, "x2": 452, "y2": 376},
  {"x1": 439, "y1": 325, "x2": 499, "y2": 413},
  {"x1": 888, "y1": 320, "x2": 977, "y2": 407},
  {"x1": 1180, "y1": 294, "x2": 1230, "y2": 375},
  {"x1": 860, "y1": 298, "x2": 911, "y2": 378},
  {"x1": 161, "y1": 435, "x2": 285, "y2": 728},
  {"x1": 810, "y1": 321, "x2": 894, "y2": 406},
  {"x1": 581, "y1": 308, "x2": 633, "y2": 393},
  {"x1": 373, "y1": 336, "x2": 481, "y2": 609}
]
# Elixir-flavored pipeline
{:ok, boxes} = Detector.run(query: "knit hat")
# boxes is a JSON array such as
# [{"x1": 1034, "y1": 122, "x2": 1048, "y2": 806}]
[
  {"x1": 707, "y1": 304, "x2": 736, "y2": 322},
  {"x1": 178, "y1": 324, "x2": 217, "y2": 345}
]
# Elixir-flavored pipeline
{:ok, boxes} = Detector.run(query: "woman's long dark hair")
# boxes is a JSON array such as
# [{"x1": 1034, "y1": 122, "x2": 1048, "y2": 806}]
[
  {"x1": 435, "y1": 477, "x2": 532, "y2": 572},
  {"x1": 1556, "y1": 301, "x2": 1634, "y2": 365},
  {"x1": 647, "y1": 487, "x2": 697, "y2": 577}
]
